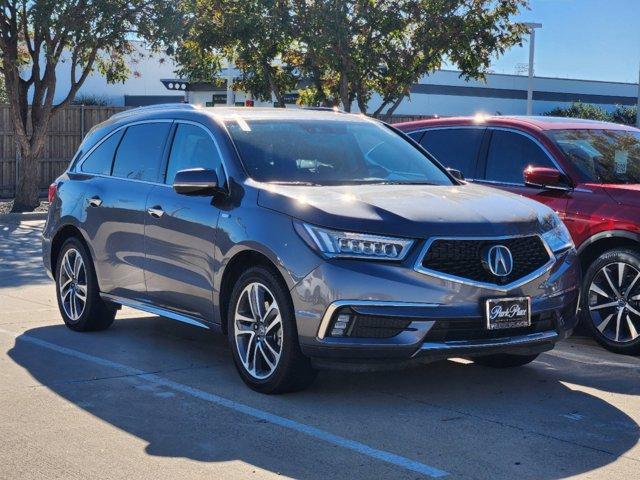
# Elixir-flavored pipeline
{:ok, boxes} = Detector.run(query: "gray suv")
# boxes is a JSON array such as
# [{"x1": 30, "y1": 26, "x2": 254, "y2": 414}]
[{"x1": 43, "y1": 105, "x2": 580, "y2": 393}]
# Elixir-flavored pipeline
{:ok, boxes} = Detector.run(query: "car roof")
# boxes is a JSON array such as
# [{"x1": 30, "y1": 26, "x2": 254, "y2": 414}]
[{"x1": 396, "y1": 115, "x2": 639, "y2": 132}]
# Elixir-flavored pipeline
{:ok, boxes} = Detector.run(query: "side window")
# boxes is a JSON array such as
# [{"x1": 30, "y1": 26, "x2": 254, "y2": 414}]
[
  {"x1": 80, "y1": 129, "x2": 124, "y2": 175},
  {"x1": 485, "y1": 130, "x2": 554, "y2": 184},
  {"x1": 165, "y1": 123, "x2": 224, "y2": 185},
  {"x1": 112, "y1": 122, "x2": 171, "y2": 182},
  {"x1": 420, "y1": 128, "x2": 484, "y2": 177}
]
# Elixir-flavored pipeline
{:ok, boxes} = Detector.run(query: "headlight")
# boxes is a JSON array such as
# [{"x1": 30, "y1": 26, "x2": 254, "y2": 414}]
[
  {"x1": 539, "y1": 212, "x2": 574, "y2": 253},
  {"x1": 294, "y1": 222, "x2": 414, "y2": 260}
]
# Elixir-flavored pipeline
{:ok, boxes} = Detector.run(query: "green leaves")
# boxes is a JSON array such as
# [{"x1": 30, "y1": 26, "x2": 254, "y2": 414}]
[{"x1": 176, "y1": 0, "x2": 527, "y2": 115}]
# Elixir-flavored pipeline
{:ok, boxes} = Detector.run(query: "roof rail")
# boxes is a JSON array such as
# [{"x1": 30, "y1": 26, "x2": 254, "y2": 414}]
[{"x1": 111, "y1": 103, "x2": 197, "y2": 120}]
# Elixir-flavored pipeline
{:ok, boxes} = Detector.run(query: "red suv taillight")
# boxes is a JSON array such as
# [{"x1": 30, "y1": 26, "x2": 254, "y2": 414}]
[{"x1": 48, "y1": 183, "x2": 57, "y2": 203}]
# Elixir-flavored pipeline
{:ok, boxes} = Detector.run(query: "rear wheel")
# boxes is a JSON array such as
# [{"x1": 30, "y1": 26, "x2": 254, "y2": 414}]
[
  {"x1": 581, "y1": 248, "x2": 640, "y2": 355},
  {"x1": 473, "y1": 353, "x2": 539, "y2": 368},
  {"x1": 227, "y1": 266, "x2": 317, "y2": 393},
  {"x1": 55, "y1": 237, "x2": 116, "y2": 332}
]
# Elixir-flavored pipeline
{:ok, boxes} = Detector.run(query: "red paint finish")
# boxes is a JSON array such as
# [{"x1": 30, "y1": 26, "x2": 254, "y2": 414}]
[{"x1": 397, "y1": 116, "x2": 640, "y2": 253}]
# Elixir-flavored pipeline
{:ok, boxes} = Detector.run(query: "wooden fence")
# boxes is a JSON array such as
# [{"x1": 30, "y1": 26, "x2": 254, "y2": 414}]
[
  {"x1": 0, "y1": 105, "x2": 126, "y2": 198},
  {"x1": 0, "y1": 105, "x2": 431, "y2": 198}
]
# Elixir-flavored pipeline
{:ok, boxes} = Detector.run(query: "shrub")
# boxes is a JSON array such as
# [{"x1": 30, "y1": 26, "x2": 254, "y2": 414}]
[
  {"x1": 544, "y1": 101, "x2": 611, "y2": 122},
  {"x1": 71, "y1": 94, "x2": 111, "y2": 106},
  {"x1": 611, "y1": 105, "x2": 637, "y2": 126}
]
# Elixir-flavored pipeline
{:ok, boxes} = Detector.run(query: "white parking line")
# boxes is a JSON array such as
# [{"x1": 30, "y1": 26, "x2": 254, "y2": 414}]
[{"x1": 0, "y1": 328, "x2": 449, "y2": 478}]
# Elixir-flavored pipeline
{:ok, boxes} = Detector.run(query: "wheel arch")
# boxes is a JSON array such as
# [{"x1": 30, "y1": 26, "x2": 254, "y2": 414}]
[
  {"x1": 577, "y1": 230, "x2": 640, "y2": 273},
  {"x1": 50, "y1": 223, "x2": 93, "y2": 277}
]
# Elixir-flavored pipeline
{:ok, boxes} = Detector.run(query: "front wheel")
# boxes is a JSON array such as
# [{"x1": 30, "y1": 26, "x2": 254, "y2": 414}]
[
  {"x1": 227, "y1": 266, "x2": 317, "y2": 394},
  {"x1": 473, "y1": 353, "x2": 539, "y2": 368},
  {"x1": 581, "y1": 248, "x2": 640, "y2": 355}
]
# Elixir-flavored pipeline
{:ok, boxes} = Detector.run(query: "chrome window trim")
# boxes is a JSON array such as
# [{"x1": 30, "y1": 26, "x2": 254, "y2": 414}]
[
  {"x1": 317, "y1": 300, "x2": 441, "y2": 340},
  {"x1": 413, "y1": 234, "x2": 557, "y2": 293},
  {"x1": 74, "y1": 118, "x2": 231, "y2": 191},
  {"x1": 75, "y1": 119, "x2": 173, "y2": 180}
]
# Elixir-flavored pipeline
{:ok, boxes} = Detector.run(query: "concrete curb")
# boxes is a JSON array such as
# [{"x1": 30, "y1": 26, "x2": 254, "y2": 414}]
[{"x1": 0, "y1": 212, "x2": 48, "y2": 223}]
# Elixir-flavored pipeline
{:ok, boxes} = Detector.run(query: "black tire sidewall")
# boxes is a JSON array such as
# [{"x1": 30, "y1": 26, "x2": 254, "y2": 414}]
[
  {"x1": 226, "y1": 266, "x2": 307, "y2": 393},
  {"x1": 581, "y1": 248, "x2": 640, "y2": 354}
]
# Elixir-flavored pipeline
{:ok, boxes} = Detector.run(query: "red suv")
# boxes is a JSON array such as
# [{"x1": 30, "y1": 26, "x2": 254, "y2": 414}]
[{"x1": 397, "y1": 116, "x2": 640, "y2": 355}]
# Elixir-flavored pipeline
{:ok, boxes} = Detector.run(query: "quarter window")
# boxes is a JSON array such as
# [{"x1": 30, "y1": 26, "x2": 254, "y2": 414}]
[
  {"x1": 165, "y1": 124, "x2": 224, "y2": 185},
  {"x1": 112, "y1": 123, "x2": 171, "y2": 183},
  {"x1": 485, "y1": 130, "x2": 555, "y2": 184},
  {"x1": 420, "y1": 128, "x2": 484, "y2": 178},
  {"x1": 80, "y1": 130, "x2": 124, "y2": 175}
]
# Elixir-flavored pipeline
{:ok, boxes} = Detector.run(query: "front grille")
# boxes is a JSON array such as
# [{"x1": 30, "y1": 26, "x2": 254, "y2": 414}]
[
  {"x1": 420, "y1": 236, "x2": 550, "y2": 286},
  {"x1": 425, "y1": 312, "x2": 556, "y2": 342}
]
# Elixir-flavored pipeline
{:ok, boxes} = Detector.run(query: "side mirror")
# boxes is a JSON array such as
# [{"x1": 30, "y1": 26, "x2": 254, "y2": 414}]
[
  {"x1": 447, "y1": 168, "x2": 465, "y2": 181},
  {"x1": 524, "y1": 166, "x2": 569, "y2": 190},
  {"x1": 172, "y1": 168, "x2": 220, "y2": 196}
]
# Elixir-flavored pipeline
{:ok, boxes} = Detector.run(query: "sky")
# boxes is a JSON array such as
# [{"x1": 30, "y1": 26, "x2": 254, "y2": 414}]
[{"x1": 489, "y1": 0, "x2": 640, "y2": 83}]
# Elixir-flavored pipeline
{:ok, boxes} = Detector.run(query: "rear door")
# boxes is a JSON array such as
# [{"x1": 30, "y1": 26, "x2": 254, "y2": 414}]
[
  {"x1": 79, "y1": 121, "x2": 172, "y2": 300},
  {"x1": 476, "y1": 128, "x2": 569, "y2": 215},
  {"x1": 418, "y1": 127, "x2": 485, "y2": 180},
  {"x1": 143, "y1": 121, "x2": 227, "y2": 321}
]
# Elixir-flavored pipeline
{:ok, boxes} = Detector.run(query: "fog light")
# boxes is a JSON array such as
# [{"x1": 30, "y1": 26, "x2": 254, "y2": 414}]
[{"x1": 330, "y1": 314, "x2": 352, "y2": 337}]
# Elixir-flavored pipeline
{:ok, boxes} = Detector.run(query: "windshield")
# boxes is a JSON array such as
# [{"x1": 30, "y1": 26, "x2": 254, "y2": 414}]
[
  {"x1": 549, "y1": 129, "x2": 640, "y2": 184},
  {"x1": 226, "y1": 119, "x2": 453, "y2": 186}
]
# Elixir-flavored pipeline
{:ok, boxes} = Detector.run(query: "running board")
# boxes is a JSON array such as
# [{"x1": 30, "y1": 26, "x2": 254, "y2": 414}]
[{"x1": 100, "y1": 293, "x2": 210, "y2": 330}]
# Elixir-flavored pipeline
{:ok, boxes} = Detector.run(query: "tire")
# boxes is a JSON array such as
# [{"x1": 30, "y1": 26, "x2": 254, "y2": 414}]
[
  {"x1": 581, "y1": 248, "x2": 640, "y2": 355},
  {"x1": 473, "y1": 353, "x2": 539, "y2": 368},
  {"x1": 227, "y1": 266, "x2": 317, "y2": 394},
  {"x1": 55, "y1": 237, "x2": 116, "y2": 332}
]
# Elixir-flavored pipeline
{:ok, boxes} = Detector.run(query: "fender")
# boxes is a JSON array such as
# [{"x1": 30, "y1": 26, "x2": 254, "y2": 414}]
[{"x1": 576, "y1": 230, "x2": 640, "y2": 256}]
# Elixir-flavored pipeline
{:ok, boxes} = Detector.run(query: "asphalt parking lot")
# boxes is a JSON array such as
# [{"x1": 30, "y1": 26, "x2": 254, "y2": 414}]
[{"x1": 1, "y1": 217, "x2": 639, "y2": 480}]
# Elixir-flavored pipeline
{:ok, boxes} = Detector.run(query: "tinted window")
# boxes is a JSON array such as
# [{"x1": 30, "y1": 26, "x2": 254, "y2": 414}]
[
  {"x1": 112, "y1": 123, "x2": 171, "y2": 182},
  {"x1": 485, "y1": 130, "x2": 554, "y2": 184},
  {"x1": 549, "y1": 129, "x2": 640, "y2": 184},
  {"x1": 165, "y1": 124, "x2": 224, "y2": 185},
  {"x1": 420, "y1": 128, "x2": 484, "y2": 177},
  {"x1": 226, "y1": 119, "x2": 452, "y2": 186},
  {"x1": 80, "y1": 129, "x2": 124, "y2": 175},
  {"x1": 407, "y1": 131, "x2": 424, "y2": 142}
]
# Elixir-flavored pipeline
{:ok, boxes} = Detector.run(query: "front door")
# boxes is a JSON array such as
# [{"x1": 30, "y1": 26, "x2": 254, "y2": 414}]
[{"x1": 143, "y1": 122, "x2": 227, "y2": 321}]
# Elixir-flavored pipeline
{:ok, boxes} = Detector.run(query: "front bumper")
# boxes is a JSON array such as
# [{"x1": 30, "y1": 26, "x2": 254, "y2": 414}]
[{"x1": 291, "y1": 247, "x2": 580, "y2": 362}]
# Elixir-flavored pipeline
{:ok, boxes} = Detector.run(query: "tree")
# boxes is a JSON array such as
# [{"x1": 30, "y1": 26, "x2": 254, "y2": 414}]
[
  {"x1": 544, "y1": 102, "x2": 611, "y2": 122},
  {"x1": 290, "y1": 0, "x2": 527, "y2": 116},
  {"x1": 0, "y1": 1, "x2": 179, "y2": 211},
  {"x1": 177, "y1": 0, "x2": 297, "y2": 106},
  {"x1": 611, "y1": 104, "x2": 637, "y2": 126}
]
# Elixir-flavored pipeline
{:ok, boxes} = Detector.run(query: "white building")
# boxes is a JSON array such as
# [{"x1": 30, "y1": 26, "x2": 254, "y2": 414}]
[{"x1": 57, "y1": 42, "x2": 639, "y2": 116}]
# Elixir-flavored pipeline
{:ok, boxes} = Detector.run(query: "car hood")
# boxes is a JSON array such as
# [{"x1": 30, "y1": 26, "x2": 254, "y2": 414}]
[
  {"x1": 600, "y1": 184, "x2": 640, "y2": 207},
  {"x1": 256, "y1": 182, "x2": 549, "y2": 238}
]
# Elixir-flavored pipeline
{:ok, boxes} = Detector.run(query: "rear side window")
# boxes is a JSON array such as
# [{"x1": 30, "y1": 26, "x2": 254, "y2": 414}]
[
  {"x1": 112, "y1": 123, "x2": 171, "y2": 182},
  {"x1": 485, "y1": 130, "x2": 555, "y2": 184},
  {"x1": 165, "y1": 124, "x2": 224, "y2": 185},
  {"x1": 80, "y1": 130, "x2": 124, "y2": 175},
  {"x1": 420, "y1": 128, "x2": 484, "y2": 177}
]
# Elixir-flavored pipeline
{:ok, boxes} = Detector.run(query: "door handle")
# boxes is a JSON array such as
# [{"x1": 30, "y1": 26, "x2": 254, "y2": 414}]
[
  {"x1": 147, "y1": 206, "x2": 164, "y2": 218},
  {"x1": 88, "y1": 196, "x2": 102, "y2": 207}
]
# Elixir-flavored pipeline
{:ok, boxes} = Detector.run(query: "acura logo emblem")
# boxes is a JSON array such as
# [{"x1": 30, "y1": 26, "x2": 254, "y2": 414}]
[{"x1": 483, "y1": 245, "x2": 513, "y2": 277}]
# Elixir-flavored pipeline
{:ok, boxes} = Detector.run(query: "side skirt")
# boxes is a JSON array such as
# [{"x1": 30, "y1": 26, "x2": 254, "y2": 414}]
[{"x1": 100, "y1": 293, "x2": 211, "y2": 330}]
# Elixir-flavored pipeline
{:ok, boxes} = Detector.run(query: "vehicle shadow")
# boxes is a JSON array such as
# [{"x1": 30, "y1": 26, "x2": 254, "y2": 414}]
[{"x1": 7, "y1": 316, "x2": 640, "y2": 479}]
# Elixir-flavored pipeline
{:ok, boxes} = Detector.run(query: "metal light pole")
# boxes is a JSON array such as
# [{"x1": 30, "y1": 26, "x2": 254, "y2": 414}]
[
  {"x1": 636, "y1": 63, "x2": 640, "y2": 128},
  {"x1": 524, "y1": 23, "x2": 542, "y2": 116}
]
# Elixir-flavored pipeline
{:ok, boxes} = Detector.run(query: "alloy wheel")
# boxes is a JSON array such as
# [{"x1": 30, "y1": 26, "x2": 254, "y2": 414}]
[
  {"x1": 233, "y1": 282, "x2": 283, "y2": 380},
  {"x1": 58, "y1": 248, "x2": 88, "y2": 321},
  {"x1": 588, "y1": 262, "x2": 640, "y2": 343}
]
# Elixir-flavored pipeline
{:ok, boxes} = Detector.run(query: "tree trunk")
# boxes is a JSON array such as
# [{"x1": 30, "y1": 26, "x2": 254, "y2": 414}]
[
  {"x1": 339, "y1": 69, "x2": 351, "y2": 112},
  {"x1": 12, "y1": 149, "x2": 40, "y2": 212},
  {"x1": 382, "y1": 92, "x2": 408, "y2": 122}
]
